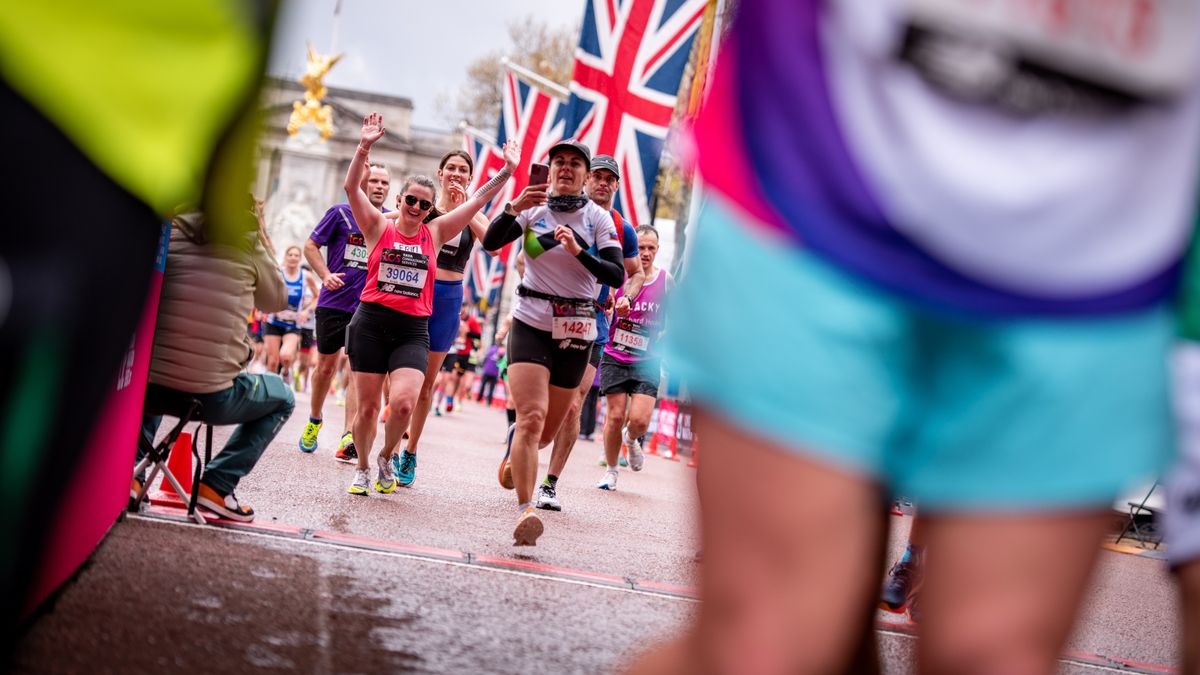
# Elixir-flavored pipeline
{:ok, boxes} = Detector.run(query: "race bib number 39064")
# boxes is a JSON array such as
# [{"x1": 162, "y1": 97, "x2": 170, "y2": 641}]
[{"x1": 377, "y1": 248, "x2": 429, "y2": 298}]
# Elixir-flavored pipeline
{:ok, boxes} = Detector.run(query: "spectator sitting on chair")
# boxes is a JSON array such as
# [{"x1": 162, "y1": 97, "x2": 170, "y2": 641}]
[{"x1": 133, "y1": 207, "x2": 294, "y2": 522}]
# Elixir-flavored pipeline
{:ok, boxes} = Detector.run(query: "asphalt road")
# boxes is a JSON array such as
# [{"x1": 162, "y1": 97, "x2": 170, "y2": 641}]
[{"x1": 12, "y1": 386, "x2": 1185, "y2": 673}]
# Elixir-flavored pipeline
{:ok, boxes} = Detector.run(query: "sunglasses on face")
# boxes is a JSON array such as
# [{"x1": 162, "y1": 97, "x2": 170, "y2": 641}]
[{"x1": 403, "y1": 194, "x2": 433, "y2": 210}]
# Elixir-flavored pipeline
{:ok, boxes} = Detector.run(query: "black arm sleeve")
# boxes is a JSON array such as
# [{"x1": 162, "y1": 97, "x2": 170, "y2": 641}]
[
  {"x1": 483, "y1": 212, "x2": 522, "y2": 252},
  {"x1": 575, "y1": 246, "x2": 625, "y2": 288}
]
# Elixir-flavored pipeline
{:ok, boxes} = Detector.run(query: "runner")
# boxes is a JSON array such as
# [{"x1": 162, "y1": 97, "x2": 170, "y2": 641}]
[
  {"x1": 343, "y1": 112, "x2": 516, "y2": 497},
  {"x1": 294, "y1": 266, "x2": 319, "y2": 392},
  {"x1": 596, "y1": 224, "x2": 671, "y2": 492},
  {"x1": 300, "y1": 162, "x2": 391, "y2": 460},
  {"x1": 392, "y1": 147, "x2": 497, "y2": 487},
  {"x1": 443, "y1": 304, "x2": 482, "y2": 413},
  {"x1": 483, "y1": 139, "x2": 626, "y2": 545},
  {"x1": 632, "y1": 1, "x2": 1200, "y2": 672},
  {"x1": 535, "y1": 155, "x2": 643, "y2": 511},
  {"x1": 263, "y1": 245, "x2": 319, "y2": 379}
]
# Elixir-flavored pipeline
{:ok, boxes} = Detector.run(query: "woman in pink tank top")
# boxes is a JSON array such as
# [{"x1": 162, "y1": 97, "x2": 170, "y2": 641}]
[{"x1": 340, "y1": 112, "x2": 517, "y2": 498}]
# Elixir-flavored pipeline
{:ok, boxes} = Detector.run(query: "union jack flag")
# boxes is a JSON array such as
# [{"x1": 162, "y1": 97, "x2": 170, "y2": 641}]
[
  {"x1": 565, "y1": 0, "x2": 708, "y2": 226},
  {"x1": 494, "y1": 69, "x2": 569, "y2": 217}
]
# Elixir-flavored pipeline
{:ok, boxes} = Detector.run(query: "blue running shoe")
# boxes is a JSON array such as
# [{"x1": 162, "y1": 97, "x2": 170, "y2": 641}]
[{"x1": 393, "y1": 450, "x2": 417, "y2": 487}]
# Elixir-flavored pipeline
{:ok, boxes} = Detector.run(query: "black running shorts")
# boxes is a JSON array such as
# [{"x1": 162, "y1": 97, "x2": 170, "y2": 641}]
[
  {"x1": 507, "y1": 319, "x2": 593, "y2": 389},
  {"x1": 315, "y1": 306, "x2": 355, "y2": 355},
  {"x1": 346, "y1": 301, "x2": 430, "y2": 374},
  {"x1": 600, "y1": 352, "x2": 659, "y2": 397}
]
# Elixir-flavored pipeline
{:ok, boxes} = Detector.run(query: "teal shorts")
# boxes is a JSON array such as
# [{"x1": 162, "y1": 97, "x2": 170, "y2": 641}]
[{"x1": 662, "y1": 193, "x2": 1173, "y2": 511}]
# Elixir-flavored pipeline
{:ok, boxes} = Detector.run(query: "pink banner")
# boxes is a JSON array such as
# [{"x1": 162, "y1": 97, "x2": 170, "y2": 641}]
[{"x1": 26, "y1": 222, "x2": 169, "y2": 614}]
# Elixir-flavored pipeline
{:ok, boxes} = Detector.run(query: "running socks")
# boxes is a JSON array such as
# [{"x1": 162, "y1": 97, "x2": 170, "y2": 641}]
[
  {"x1": 506, "y1": 409, "x2": 516, "y2": 425},
  {"x1": 543, "y1": 475, "x2": 558, "y2": 488}
]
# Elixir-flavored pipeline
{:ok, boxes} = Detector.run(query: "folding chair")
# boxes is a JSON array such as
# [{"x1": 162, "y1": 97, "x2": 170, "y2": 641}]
[
  {"x1": 131, "y1": 386, "x2": 214, "y2": 525},
  {"x1": 1115, "y1": 481, "x2": 1162, "y2": 549}
]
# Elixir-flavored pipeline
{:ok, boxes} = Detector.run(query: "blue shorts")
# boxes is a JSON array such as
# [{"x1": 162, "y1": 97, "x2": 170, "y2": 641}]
[
  {"x1": 429, "y1": 279, "x2": 464, "y2": 353},
  {"x1": 662, "y1": 193, "x2": 1174, "y2": 511}
]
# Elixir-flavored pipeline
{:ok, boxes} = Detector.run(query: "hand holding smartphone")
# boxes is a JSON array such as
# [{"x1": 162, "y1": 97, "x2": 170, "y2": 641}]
[{"x1": 529, "y1": 163, "x2": 550, "y2": 186}]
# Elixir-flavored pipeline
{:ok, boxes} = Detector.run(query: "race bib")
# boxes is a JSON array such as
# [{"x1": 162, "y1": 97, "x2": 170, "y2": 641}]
[
  {"x1": 377, "y1": 248, "x2": 429, "y2": 298},
  {"x1": 903, "y1": 0, "x2": 1200, "y2": 111},
  {"x1": 611, "y1": 318, "x2": 649, "y2": 357},
  {"x1": 344, "y1": 232, "x2": 368, "y2": 270},
  {"x1": 551, "y1": 300, "x2": 597, "y2": 341}
]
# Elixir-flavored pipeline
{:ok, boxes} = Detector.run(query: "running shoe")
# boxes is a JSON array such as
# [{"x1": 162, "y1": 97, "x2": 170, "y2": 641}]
[
  {"x1": 880, "y1": 559, "x2": 923, "y2": 614},
  {"x1": 513, "y1": 507, "x2": 544, "y2": 546},
  {"x1": 498, "y1": 423, "x2": 516, "y2": 489},
  {"x1": 335, "y1": 432, "x2": 356, "y2": 463},
  {"x1": 196, "y1": 483, "x2": 255, "y2": 522},
  {"x1": 597, "y1": 469, "x2": 618, "y2": 491},
  {"x1": 348, "y1": 469, "x2": 370, "y2": 495},
  {"x1": 623, "y1": 427, "x2": 644, "y2": 471},
  {"x1": 375, "y1": 453, "x2": 397, "y2": 493},
  {"x1": 535, "y1": 481, "x2": 561, "y2": 511},
  {"x1": 293, "y1": 369, "x2": 303, "y2": 392},
  {"x1": 393, "y1": 450, "x2": 417, "y2": 487},
  {"x1": 129, "y1": 477, "x2": 144, "y2": 511},
  {"x1": 619, "y1": 454, "x2": 629, "y2": 468},
  {"x1": 299, "y1": 418, "x2": 321, "y2": 453},
  {"x1": 433, "y1": 405, "x2": 442, "y2": 417},
  {"x1": 598, "y1": 454, "x2": 608, "y2": 467}
]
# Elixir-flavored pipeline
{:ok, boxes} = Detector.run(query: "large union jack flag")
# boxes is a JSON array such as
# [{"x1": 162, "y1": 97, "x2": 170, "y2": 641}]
[
  {"x1": 564, "y1": 0, "x2": 708, "y2": 227},
  {"x1": 495, "y1": 69, "x2": 568, "y2": 214}
]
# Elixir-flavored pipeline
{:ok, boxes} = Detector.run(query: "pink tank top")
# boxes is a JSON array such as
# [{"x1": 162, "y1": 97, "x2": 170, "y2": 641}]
[
  {"x1": 605, "y1": 269, "x2": 667, "y2": 364},
  {"x1": 359, "y1": 222, "x2": 437, "y2": 316}
]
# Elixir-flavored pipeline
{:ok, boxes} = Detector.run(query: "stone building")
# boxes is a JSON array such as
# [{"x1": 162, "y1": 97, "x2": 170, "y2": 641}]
[{"x1": 253, "y1": 77, "x2": 458, "y2": 252}]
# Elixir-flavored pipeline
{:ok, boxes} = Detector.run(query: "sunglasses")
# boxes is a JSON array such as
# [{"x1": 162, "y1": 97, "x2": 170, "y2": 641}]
[{"x1": 403, "y1": 194, "x2": 433, "y2": 210}]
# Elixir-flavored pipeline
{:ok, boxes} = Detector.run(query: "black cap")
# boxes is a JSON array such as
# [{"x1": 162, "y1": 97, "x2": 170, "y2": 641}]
[
  {"x1": 590, "y1": 154, "x2": 619, "y2": 179},
  {"x1": 548, "y1": 139, "x2": 591, "y2": 165}
]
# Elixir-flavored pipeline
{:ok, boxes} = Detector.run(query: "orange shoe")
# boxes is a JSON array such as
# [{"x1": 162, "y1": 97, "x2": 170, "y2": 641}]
[
  {"x1": 513, "y1": 507, "x2": 544, "y2": 546},
  {"x1": 498, "y1": 423, "x2": 515, "y2": 489}
]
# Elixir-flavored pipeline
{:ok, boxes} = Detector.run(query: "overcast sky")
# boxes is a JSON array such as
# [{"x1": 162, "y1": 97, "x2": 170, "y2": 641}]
[{"x1": 268, "y1": 0, "x2": 583, "y2": 130}]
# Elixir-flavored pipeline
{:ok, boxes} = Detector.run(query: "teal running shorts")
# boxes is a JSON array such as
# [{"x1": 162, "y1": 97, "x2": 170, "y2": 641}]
[{"x1": 661, "y1": 193, "x2": 1173, "y2": 511}]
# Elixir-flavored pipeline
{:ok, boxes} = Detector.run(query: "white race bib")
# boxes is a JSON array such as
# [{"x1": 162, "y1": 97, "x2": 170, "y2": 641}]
[
  {"x1": 377, "y1": 248, "x2": 429, "y2": 298},
  {"x1": 344, "y1": 232, "x2": 368, "y2": 270},
  {"x1": 551, "y1": 300, "x2": 597, "y2": 341}
]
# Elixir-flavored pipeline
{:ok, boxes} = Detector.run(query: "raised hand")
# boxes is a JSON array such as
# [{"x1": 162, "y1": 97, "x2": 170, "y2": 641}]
[
  {"x1": 360, "y1": 112, "x2": 385, "y2": 147},
  {"x1": 447, "y1": 182, "x2": 467, "y2": 205},
  {"x1": 503, "y1": 139, "x2": 520, "y2": 171}
]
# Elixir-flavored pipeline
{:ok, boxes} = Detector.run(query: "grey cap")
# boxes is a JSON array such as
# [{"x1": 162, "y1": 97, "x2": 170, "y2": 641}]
[
  {"x1": 590, "y1": 154, "x2": 620, "y2": 179},
  {"x1": 548, "y1": 138, "x2": 591, "y2": 165}
]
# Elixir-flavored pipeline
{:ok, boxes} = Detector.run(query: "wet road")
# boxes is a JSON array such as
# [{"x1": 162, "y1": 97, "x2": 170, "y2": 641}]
[{"x1": 13, "y1": 387, "x2": 1184, "y2": 673}]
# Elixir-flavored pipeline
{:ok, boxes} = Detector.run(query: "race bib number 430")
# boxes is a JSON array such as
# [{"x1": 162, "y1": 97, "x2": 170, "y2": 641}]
[
  {"x1": 344, "y1": 233, "x2": 369, "y2": 270},
  {"x1": 377, "y1": 248, "x2": 429, "y2": 298},
  {"x1": 551, "y1": 300, "x2": 597, "y2": 341}
]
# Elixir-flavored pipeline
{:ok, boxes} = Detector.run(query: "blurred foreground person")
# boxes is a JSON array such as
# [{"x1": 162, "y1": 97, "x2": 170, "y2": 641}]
[
  {"x1": 637, "y1": 1, "x2": 1200, "y2": 673},
  {"x1": 0, "y1": 0, "x2": 275, "y2": 648},
  {"x1": 134, "y1": 213, "x2": 294, "y2": 522}
]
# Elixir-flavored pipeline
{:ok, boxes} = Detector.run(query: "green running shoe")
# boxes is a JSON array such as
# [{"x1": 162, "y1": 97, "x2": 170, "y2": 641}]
[{"x1": 299, "y1": 418, "x2": 321, "y2": 453}]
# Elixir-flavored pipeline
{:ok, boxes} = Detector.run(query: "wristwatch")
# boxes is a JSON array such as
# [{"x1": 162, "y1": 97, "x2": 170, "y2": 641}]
[{"x1": 503, "y1": 202, "x2": 517, "y2": 216}]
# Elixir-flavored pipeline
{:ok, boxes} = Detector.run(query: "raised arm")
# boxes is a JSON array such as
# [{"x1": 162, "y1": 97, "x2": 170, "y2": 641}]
[
  {"x1": 468, "y1": 212, "x2": 496, "y2": 257},
  {"x1": 429, "y1": 140, "x2": 520, "y2": 248},
  {"x1": 344, "y1": 113, "x2": 390, "y2": 250}
]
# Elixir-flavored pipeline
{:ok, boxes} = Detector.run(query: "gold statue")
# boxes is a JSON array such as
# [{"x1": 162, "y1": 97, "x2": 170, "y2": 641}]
[{"x1": 287, "y1": 42, "x2": 343, "y2": 140}]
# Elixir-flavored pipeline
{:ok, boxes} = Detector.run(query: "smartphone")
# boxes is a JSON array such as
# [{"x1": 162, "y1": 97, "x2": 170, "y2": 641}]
[{"x1": 529, "y1": 163, "x2": 550, "y2": 186}]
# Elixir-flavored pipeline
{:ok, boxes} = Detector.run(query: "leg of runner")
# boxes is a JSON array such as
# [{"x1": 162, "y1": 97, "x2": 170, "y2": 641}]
[
  {"x1": 1181, "y1": 561, "x2": 1200, "y2": 673},
  {"x1": 348, "y1": 372, "x2": 386, "y2": 495},
  {"x1": 623, "y1": 393, "x2": 656, "y2": 472},
  {"x1": 303, "y1": 349, "x2": 340, "y2": 453},
  {"x1": 599, "y1": 392, "x2": 629, "y2": 490},
  {"x1": 917, "y1": 514, "x2": 1111, "y2": 674},
  {"x1": 264, "y1": 333, "x2": 282, "y2": 373},
  {"x1": 537, "y1": 361, "x2": 598, "y2": 511},
  {"x1": 279, "y1": 332, "x2": 300, "y2": 378},
  {"x1": 396, "y1": 351, "x2": 448, "y2": 486},
  {"x1": 506, "y1": 363, "x2": 579, "y2": 544},
  {"x1": 379, "y1": 368, "x2": 423, "y2": 483},
  {"x1": 634, "y1": 409, "x2": 887, "y2": 673}
]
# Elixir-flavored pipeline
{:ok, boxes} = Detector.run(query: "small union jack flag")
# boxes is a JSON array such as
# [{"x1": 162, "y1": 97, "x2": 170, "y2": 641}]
[{"x1": 565, "y1": 0, "x2": 708, "y2": 226}]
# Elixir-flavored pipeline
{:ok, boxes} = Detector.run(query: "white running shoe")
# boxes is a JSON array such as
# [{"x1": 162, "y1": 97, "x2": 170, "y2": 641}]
[
  {"x1": 348, "y1": 469, "x2": 370, "y2": 495},
  {"x1": 596, "y1": 469, "x2": 618, "y2": 491},
  {"x1": 624, "y1": 427, "x2": 645, "y2": 472},
  {"x1": 375, "y1": 453, "x2": 397, "y2": 493},
  {"x1": 536, "y1": 482, "x2": 562, "y2": 511}
]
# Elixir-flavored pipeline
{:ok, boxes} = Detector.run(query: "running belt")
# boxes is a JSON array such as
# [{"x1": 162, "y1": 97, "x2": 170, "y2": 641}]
[
  {"x1": 517, "y1": 285, "x2": 605, "y2": 312},
  {"x1": 696, "y1": 0, "x2": 1200, "y2": 317}
]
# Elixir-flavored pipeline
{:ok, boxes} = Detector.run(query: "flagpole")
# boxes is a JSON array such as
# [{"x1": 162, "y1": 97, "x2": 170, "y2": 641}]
[
  {"x1": 458, "y1": 120, "x2": 499, "y2": 148},
  {"x1": 500, "y1": 57, "x2": 571, "y2": 101},
  {"x1": 329, "y1": 0, "x2": 343, "y2": 53}
]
